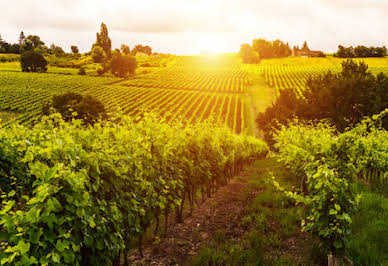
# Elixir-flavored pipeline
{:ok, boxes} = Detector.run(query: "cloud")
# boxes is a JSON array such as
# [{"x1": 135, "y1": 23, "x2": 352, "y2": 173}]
[{"x1": 0, "y1": 0, "x2": 387, "y2": 54}]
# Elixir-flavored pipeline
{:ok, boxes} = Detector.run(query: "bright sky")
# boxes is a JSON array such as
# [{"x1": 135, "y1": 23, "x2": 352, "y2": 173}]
[{"x1": 1, "y1": 0, "x2": 388, "y2": 54}]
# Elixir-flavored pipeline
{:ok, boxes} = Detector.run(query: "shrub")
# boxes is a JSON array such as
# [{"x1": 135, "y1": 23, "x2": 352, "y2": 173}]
[
  {"x1": 110, "y1": 52, "x2": 137, "y2": 77},
  {"x1": 42, "y1": 92, "x2": 107, "y2": 125},
  {"x1": 78, "y1": 67, "x2": 86, "y2": 75},
  {"x1": 20, "y1": 50, "x2": 48, "y2": 72}
]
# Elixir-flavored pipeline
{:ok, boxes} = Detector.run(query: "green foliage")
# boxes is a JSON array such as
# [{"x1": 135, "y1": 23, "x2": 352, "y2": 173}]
[
  {"x1": 0, "y1": 113, "x2": 268, "y2": 265},
  {"x1": 71, "y1": 45, "x2": 79, "y2": 54},
  {"x1": 272, "y1": 112, "x2": 388, "y2": 257},
  {"x1": 20, "y1": 35, "x2": 45, "y2": 52},
  {"x1": 94, "y1": 23, "x2": 112, "y2": 57},
  {"x1": 42, "y1": 92, "x2": 107, "y2": 125},
  {"x1": 20, "y1": 51, "x2": 48, "y2": 73},
  {"x1": 257, "y1": 60, "x2": 388, "y2": 142},
  {"x1": 345, "y1": 191, "x2": 388, "y2": 265},
  {"x1": 335, "y1": 45, "x2": 387, "y2": 58},
  {"x1": 252, "y1": 39, "x2": 291, "y2": 59},
  {"x1": 109, "y1": 51, "x2": 137, "y2": 77},
  {"x1": 91, "y1": 46, "x2": 105, "y2": 63},
  {"x1": 239, "y1": 44, "x2": 260, "y2": 64}
]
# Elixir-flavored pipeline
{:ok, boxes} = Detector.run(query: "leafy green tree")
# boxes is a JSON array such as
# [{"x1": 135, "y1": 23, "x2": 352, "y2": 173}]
[
  {"x1": 49, "y1": 44, "x2": 65, "y2": 57},
  {"x1": 71, "y1": 45, "x2": 79, "y2": 54},
  {"x1": 20, "y1": 50, "x2": 48, "y2": 72},
  {"x1": 110, "y1": 51, "x2": 137, "y2": 77},
  {"x1": 94, "y1": 22, "x2": 111, "y2": 57},
  {"x1": 257, "y1": 60, "x2": 388, "y2": 143},
  {"x1": 21, "y1": 35, "x2": 45, "y2": 52},
  {"x1": 42, "y1": 92, "x2": 107, "y2": 125},
  {"x1": 91, "y1": 46, "x2": 106, "y2": 63},
  {"x1": 239, "y1": 43, "x2": 260, "y2": 64}
]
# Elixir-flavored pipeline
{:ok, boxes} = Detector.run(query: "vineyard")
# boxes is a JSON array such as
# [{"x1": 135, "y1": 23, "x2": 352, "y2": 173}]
[
  {"x1": 254, "y1": 56, "x2": 388, "y2": 97},
  {"x1": 0, "y1": 55, "x2": 252, "y2": 133}
]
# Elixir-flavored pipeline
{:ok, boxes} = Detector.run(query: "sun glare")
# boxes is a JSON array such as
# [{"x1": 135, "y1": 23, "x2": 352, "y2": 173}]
[{"x1": 196, "y1": 34, "x2": 228, "y2": 54}]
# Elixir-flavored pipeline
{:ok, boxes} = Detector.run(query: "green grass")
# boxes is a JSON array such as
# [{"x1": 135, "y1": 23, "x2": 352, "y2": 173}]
[
  {"x1": 345, "y1": 190, "x2": 388, "y2": 265},
  {"x1": 191, "y1": 157, "x2": 310, "y2": 266}
]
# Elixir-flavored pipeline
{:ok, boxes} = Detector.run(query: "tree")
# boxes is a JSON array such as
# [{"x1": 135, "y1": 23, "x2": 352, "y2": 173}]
[
  {"x1": 120, "y1": 44, "x2": 130, "y2": 55},
  {"x1": 131, "y1": 44, "x2": 152, "y2": 55},
  {"x1": 110, "y1": 51, "x2": 137, "y2": 77},
  {"x1": 21, "y1": 35, "x2": 45, "y2": 52},
  {"x1": 91, "y1": 46, "x2": 106, "y2": 63},
  {"x1": 257, "y1": 60, "x2": 388, "y2": 144},
  {"x1": 252, "y1": 39, "x2": 290, "y2": 59},
  {"x1": 302, "y1": 41, "x2": 309, "y2": 51},
  {"x1": 42, "y1": 92, "x2": 107, "y2": 125},
  {"x1": 71, "y1": 45, "x2": 79, "y2": 54},
  {"x1": 49, "y1": 44, "x2": 65, "y2": 57},
  {"x1": 20, "y1": 50, "x2": 48, "y2": 72},
  {"x1": 239, "y1": 44, "x2": 260, "y2": 64},
  {"x1": 18, "y1": 31, "x2": 25, "y2": 47},
  {"x1": 95, "y1": 23, "x2": 112, "y2": 57}
]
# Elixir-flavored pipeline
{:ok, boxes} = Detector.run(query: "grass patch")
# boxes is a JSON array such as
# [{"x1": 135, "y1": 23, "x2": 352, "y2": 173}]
[{"x1": 191, "y1": 157, "x2": 308, "y2": 265}]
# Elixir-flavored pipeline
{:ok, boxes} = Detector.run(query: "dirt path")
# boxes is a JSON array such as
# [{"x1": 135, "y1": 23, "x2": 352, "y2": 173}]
[
  {"x1": 128, "y1": 168, "x2": 257, "y2": 265},
  {"x1": 244, "y1": 67, "x2": 275, "y2": 137}
]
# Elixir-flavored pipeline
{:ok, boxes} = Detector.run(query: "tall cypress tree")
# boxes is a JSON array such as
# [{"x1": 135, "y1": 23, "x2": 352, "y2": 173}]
[
  {"x1": 302, "y1": 41, "x2": 309, "y2": 51},
  {"x1": 95, "y1": 23, "x2": 112, "y2": 57}
]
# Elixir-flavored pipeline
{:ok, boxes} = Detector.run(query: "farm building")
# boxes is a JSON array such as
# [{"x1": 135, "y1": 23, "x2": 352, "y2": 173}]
[{"x1": 292, "y1": 47, "x2": 325, "y2": 57}]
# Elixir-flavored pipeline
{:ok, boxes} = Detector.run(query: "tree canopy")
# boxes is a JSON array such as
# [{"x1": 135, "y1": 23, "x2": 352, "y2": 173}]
[
  {"x1": 239, "y1": 44, "x2": 260, "y2": 64},
  {"x1": 91, "y1": 46, "x2": 106, "y2": 63},
  {"x1": 94, "y1": 23, "x2": 112, "y2": 57},
  {"x1": 257, "y1": 60, "x2": 388, "y2": 143},
  {"x1": 20, "y1": 50, "x2": 48, "y2": 72},
  {"x1": 131, "y1": 44, "x2": 152, "y2": 55},
  {"x1": 335, "y1": 45, "x2": 387, "y2": 58},
  {"x1": 42, "y1": 92, "x2": 107, "y2": 125},
  {"x1": 110, "y1": 51, "x2": 137, "y2": 77},
  {"x1": 252, "y1": 39, "x2": 291, "y2": 59}
]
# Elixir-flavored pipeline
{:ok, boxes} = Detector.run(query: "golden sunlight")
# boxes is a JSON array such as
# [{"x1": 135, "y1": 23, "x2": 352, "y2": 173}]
[{"x1": 196, "y1": 33, "x2": 229, "y2": 54}]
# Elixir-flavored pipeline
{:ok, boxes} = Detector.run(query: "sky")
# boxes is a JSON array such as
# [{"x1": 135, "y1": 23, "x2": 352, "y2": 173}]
[{"x1": 1, "y1": 0, "x2": 388, "y2": 54}]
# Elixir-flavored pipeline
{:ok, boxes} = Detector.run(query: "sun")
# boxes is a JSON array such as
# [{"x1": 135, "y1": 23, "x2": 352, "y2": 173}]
[{"x1": 196, "y1": 33, "x2": 228, "y2": 54}]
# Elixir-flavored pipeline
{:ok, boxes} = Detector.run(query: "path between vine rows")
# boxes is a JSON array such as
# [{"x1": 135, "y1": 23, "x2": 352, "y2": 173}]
[{"x1": 127, "y1": 165, "x2": 259, "y2": 265}]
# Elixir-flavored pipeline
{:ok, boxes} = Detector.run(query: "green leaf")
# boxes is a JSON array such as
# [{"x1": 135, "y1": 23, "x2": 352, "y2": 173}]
[
  {"x1": 334, "y1": 204, "x2": 341, "y2": 211},
  {"x1": 29, "y1": 229, "x2": 43, "y2": 244},
  {"x1": 329, "y1": 209, "x2": 337, "y2": 215}
]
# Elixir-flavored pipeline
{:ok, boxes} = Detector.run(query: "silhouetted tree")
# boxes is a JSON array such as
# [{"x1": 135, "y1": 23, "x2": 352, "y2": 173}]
[
  {"x1": 335, "y1": 45, "x2": 387, "y2": 58},
  {"x1": 131, "y1": 44, "x2": 152, "y2": 55},
  {"x1": 120, "y1": 44, "x2": 130, "y2": 55},
  {"x1": 20, "y1": 50, "x2": 48, "y2": 72},
  {"x1": 302, "y1": 41, "x2": 309, "y2": 51},
  {"x1": 71, "y1": 45, "x2": 79, "y2": 54}
]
